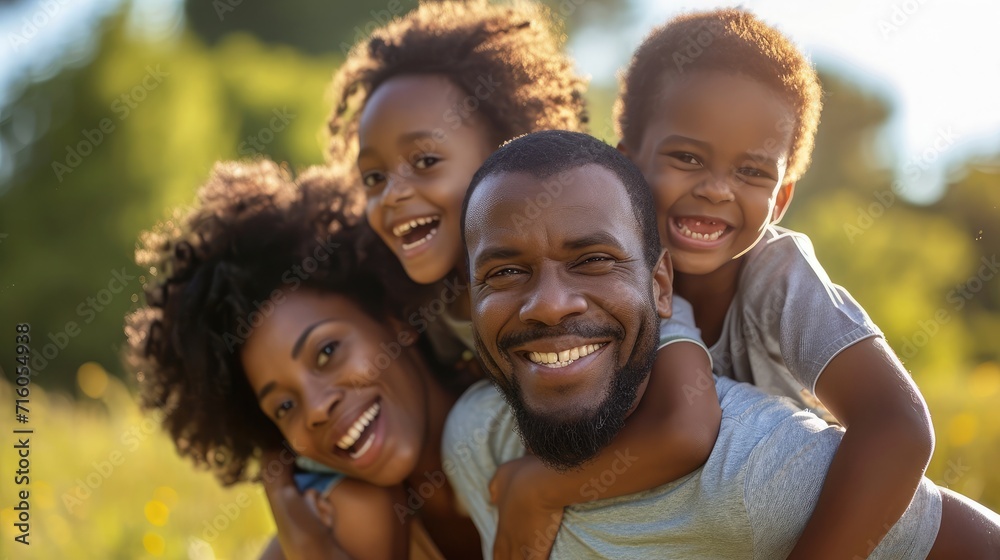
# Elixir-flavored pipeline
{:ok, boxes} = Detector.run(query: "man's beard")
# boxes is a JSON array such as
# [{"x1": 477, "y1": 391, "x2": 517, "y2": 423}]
[{"x1": 473, "y1": 308, "x2": 660, "y2": 471}]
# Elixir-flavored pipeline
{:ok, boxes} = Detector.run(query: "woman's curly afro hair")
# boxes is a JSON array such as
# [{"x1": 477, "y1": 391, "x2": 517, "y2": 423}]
[
  {"x1": 326, "y1": 0, "x2": 588, "y2": 169},
  {"x1": 125, "y1": 160, "x2": 407, "y2": 485}
]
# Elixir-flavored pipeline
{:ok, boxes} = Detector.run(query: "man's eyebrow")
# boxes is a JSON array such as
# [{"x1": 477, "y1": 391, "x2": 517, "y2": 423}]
[
  {"x1": 474, "y1": 247, "x2": 524, "y2": 271},
  {"x1": 564, "y1": 232, "x2": 627, "y2": 253}
]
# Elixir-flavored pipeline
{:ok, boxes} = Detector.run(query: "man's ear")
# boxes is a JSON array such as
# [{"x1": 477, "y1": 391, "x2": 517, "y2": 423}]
[
  {"x1": 386, "y1": 315, "x2": 420, "y2": 349},
  {"x1": 771, "y1": 182, "x2": 795, "y2": 223},
  {"x1": 652, "y1": 249, "x2": 674, "y2": 319}
]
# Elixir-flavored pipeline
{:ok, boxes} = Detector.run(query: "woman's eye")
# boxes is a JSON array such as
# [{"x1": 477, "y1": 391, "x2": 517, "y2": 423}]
[
  {"x1": 274, "y1": 400, "x2": 294, "y2": 420},
  {"x1": 413, "y1": 155, "x2": 440, "y2": 169},
  {"x1": 316, "y1": 342, "x2": 339, "y2": 368},
  {"x1": 362, "y1": 171, "x2": 385, "y2": 189}
]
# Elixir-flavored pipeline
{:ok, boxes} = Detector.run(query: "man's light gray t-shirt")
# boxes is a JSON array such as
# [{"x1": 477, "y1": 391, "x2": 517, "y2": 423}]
[
  {"x1": 443, "y1": 377, "x2": 941, "y2": 559},
  {"x1": 675, "y1": 225, "x2": 883, "y2": 417}
]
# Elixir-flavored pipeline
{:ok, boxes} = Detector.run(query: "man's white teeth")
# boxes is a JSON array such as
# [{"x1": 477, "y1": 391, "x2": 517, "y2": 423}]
[
  {"x1": 678, "y1": 221, "x2": 724, "y2": 241},
  {"x1": 392, "y1": 216, "x2": 440, "y2": 237},
  {"x1": 527, "y1": 343, "x2": 604, "y2": 368},
  {"x1": 337, "y1": 401, "x2": 380, "y2": 451},
  {"x1": 401, "y1": 228, "x2": 438, "y2": 251}
]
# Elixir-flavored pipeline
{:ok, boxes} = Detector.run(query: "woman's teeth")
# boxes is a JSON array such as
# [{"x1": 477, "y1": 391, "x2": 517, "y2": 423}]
[
  {"x1": 677, "y1": 220, "x2": 725, "y2": 241},
  {"x1": 527, "y1": 343, "x2": 605, "y2": 369},
  {"x1": 337, "y1": 401, "x2": 380, "y2": 451}
]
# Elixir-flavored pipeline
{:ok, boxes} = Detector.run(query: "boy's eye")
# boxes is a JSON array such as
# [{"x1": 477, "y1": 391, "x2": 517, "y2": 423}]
[
  {"x1": 736, "y1": 166, "x2": 776, "y2": 184},
  {"x1": 274, "y1": 400, "x2": 294, "y2": 420},
  {"x1": 413, "y1": 155, "x2": 440, "y2": 169},
  {"x1": 669, "y1": 152, "x2": 702, "y2": 167},
  {"x1": 316, "y1": 342, "x2": 339, "y2": 368},
  {"x1": 362, "y1": 171, "x2": 386, "y2": 189}
]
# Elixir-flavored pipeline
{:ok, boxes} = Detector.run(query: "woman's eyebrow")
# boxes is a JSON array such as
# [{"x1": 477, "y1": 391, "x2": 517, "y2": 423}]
[{"x1": 291, "y1": 319, "x2": 336, "y2": 359}]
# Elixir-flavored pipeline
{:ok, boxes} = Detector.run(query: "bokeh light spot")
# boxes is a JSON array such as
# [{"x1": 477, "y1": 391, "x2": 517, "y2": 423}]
[
  {"x1": 145, "y1": 500, "x2": 169, "y2": 526},
  {"x1": 948, "y1": 413, "x2": 978, "y2": 447},
  {"x1": 968, "y1": 362, "x2": 1000, "y2": 398},
  {"x1": 153, "y1": 486, "x2": 178, "y2": 508},
  {"x1": 77, "y1": 362, "x2": 108, "y2": 399},
  {"x1": 143, "y1": 532, "x2": 165, "y2": 556}
]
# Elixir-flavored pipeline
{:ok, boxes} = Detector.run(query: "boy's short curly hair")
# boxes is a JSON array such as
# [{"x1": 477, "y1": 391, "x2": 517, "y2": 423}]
[
  {"x1": 326, "y1": 0, "x2": 588, "y2": 168},
  {"x1": 125, "y1": 160, "x2": 406, "y2": 485},
  {"x1": 615, "y1": 8, "x2": 822, "y2": 184}
]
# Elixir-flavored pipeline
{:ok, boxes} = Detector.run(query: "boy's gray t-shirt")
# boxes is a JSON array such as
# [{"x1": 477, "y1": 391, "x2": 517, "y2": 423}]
[
  {"x1": 443, "y1": 377, "x2": 941, "y2": 559},
  {"x1": 687, "y1": 225, "x2": 883, "y2": 416}
]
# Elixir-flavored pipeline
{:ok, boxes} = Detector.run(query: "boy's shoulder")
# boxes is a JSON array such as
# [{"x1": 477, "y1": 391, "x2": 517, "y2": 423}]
[{"x1": 740, "y1": 225, "x2": 836, "y2": 297}]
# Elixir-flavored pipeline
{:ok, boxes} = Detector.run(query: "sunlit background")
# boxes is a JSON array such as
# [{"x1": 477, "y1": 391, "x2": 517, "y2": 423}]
[{"x1": 1, "y1": 0, "x2": 998, "y2": 558}]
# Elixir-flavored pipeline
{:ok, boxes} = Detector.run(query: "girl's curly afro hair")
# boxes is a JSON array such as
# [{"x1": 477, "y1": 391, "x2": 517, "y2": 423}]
[
  {"x1": 326, "y1": 0, "x2": 588, "y2": 169},
  {"x1": 125, "y1": 160, "x2": 407, "y2": 485}
]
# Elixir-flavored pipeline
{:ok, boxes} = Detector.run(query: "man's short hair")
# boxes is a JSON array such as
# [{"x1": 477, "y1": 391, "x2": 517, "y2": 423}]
[{"x1": 461, "y1": 130, "x2": 661, "y2": 268}]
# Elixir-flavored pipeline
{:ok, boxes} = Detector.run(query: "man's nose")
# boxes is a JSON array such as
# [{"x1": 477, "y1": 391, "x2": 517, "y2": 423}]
[{"x1": 519, "y1": 264, "x2": 587, "y2": 326}]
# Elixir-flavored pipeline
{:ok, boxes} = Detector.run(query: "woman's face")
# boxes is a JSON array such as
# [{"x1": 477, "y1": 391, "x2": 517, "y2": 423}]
[
  {"x1": 358, "y1": 74, "x2": 496, "y2": 285},
  {"x1": 241, "y1": 289, "x2": 428, "y2": 487}
]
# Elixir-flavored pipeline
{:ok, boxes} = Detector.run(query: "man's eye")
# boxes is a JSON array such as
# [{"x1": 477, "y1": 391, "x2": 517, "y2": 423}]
[
  {"x1": 274, "y1": 400, "x2": 294, "y2": 420},
  {"x1": 362, "y1": 171, "x2": 385, "y2": 189},
  {"x1": 317, "y1": 342, "x2": 339, "y2": 368},
  {"x1": 489, "y1": 267, "x2": 522, "y2": 278},
  {"x1": 413, "y1": 156, "x2": 440, "y2": 169},
  {"x1": 575, "y1": 255, "x2": 616, "y2": 271}
]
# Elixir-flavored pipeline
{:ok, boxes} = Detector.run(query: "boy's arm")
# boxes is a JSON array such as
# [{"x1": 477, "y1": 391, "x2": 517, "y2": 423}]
[
  {"x1": 786, "y1": 336, "x2": 934, "y2": 560},
  {"x1": 490, "y1": 340, "x2": 721, "y2": 559}
]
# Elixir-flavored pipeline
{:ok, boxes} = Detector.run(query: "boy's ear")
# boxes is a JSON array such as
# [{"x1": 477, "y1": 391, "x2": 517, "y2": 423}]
[
  {"x1": 616, "y1": 140, "x2": 630, "y2": 158},
  {"x1": 652, "y1": 249, "x2": 674, "y2": 319},
  {"x1": 771, "y1": 182, "x2": 796, "y2": 223}
]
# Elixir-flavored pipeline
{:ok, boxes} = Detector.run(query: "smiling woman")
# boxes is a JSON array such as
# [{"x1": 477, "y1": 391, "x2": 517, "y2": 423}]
[{"x1": 124, "y1": 159, "x2": 481, "y2": 559}]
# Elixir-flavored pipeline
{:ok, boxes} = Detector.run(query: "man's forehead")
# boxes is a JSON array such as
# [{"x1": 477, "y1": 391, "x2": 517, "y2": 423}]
[{"x1": 465, "y1": 165, "x2": 632, "y2": 240}]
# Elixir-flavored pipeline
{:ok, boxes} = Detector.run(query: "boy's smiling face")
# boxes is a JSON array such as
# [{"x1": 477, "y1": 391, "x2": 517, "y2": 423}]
[{"x1": 625, "y1": 71, "x2": 796, "y2": 276}]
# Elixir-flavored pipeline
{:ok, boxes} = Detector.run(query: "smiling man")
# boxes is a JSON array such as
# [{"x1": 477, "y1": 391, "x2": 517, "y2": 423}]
[{"x1": 444, "y1": 130, "x2": 1000, "y2": 559}]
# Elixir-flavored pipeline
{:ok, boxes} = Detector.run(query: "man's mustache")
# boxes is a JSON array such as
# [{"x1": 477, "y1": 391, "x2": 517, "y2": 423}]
[{"x1": 497, "y1": 321, "x2": 625, "y2": 353}]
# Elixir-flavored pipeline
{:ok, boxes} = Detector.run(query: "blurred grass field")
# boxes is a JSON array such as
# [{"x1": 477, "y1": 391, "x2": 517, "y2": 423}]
[{"x1": 2, "y1": 361, "x2": 999, "y2": 559}]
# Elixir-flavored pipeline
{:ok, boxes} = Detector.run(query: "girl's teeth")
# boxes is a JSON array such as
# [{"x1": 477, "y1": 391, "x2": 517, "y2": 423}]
[
  {"x1": 401, "y1": 228, "x2": 438, "y2": 251},
  {"x1": 337, "y1": 402, "x2": 381, "y2": 450},
  {"x1": 392, "y1": 216, "x2": 441, "y2": 237}
]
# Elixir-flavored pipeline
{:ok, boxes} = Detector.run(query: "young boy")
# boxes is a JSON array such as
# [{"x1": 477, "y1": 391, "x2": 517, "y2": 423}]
[{"x1": 611, "y1": 8, "x2": 979, "y2": 558}]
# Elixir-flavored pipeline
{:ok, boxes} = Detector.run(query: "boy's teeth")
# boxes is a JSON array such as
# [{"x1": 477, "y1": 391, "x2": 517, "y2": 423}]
[
  {"x1": 401, "y1": 228, "x2": 438, "y2": 251},
  {"x1": 677, "y1": 221, "x2": 725, "y2": 241},
  {"x1": 337, "y1": 401, "x2": 381, "y2": 451},
  {"x1": 527, "y1": 343, "x2": 605, "y2": 368},
  {"x1": 392, "y1": 216, "x2": 440, "y2": 237}
]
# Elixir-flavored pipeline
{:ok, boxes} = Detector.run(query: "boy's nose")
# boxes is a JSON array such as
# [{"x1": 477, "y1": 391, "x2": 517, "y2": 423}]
[{"x1": 693, "y1": 175, "x2": 735, "y2": 204}]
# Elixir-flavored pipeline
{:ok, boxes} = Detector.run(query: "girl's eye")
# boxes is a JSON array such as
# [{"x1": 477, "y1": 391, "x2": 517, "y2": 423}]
[
  {"x1": 737, "y1": 166, "x2": 765, "y2": 178},
  {"x1": 274, "y1": 400, "x2": 294, "y2": 420},
  {"x1": 362, "y1": 171, "x2": 386, "y2": 189},
  {"x1": 413, "y1": 156, "x2": 440, "y2": 169},
  {"x1": 316, "y1": 342, "x2": 339, "y2": 368}
]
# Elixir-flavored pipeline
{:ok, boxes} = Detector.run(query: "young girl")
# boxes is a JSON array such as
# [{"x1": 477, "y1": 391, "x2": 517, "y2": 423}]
[
  {"x1": 326, "y1": 2, "x2": 721, "y2": 557},
  {"x1": 126, "y1": 160, "x2": 480, "y2": 558},
  {"x1": 615, "y1": 8, "x2": 999, "y2": 559}
]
